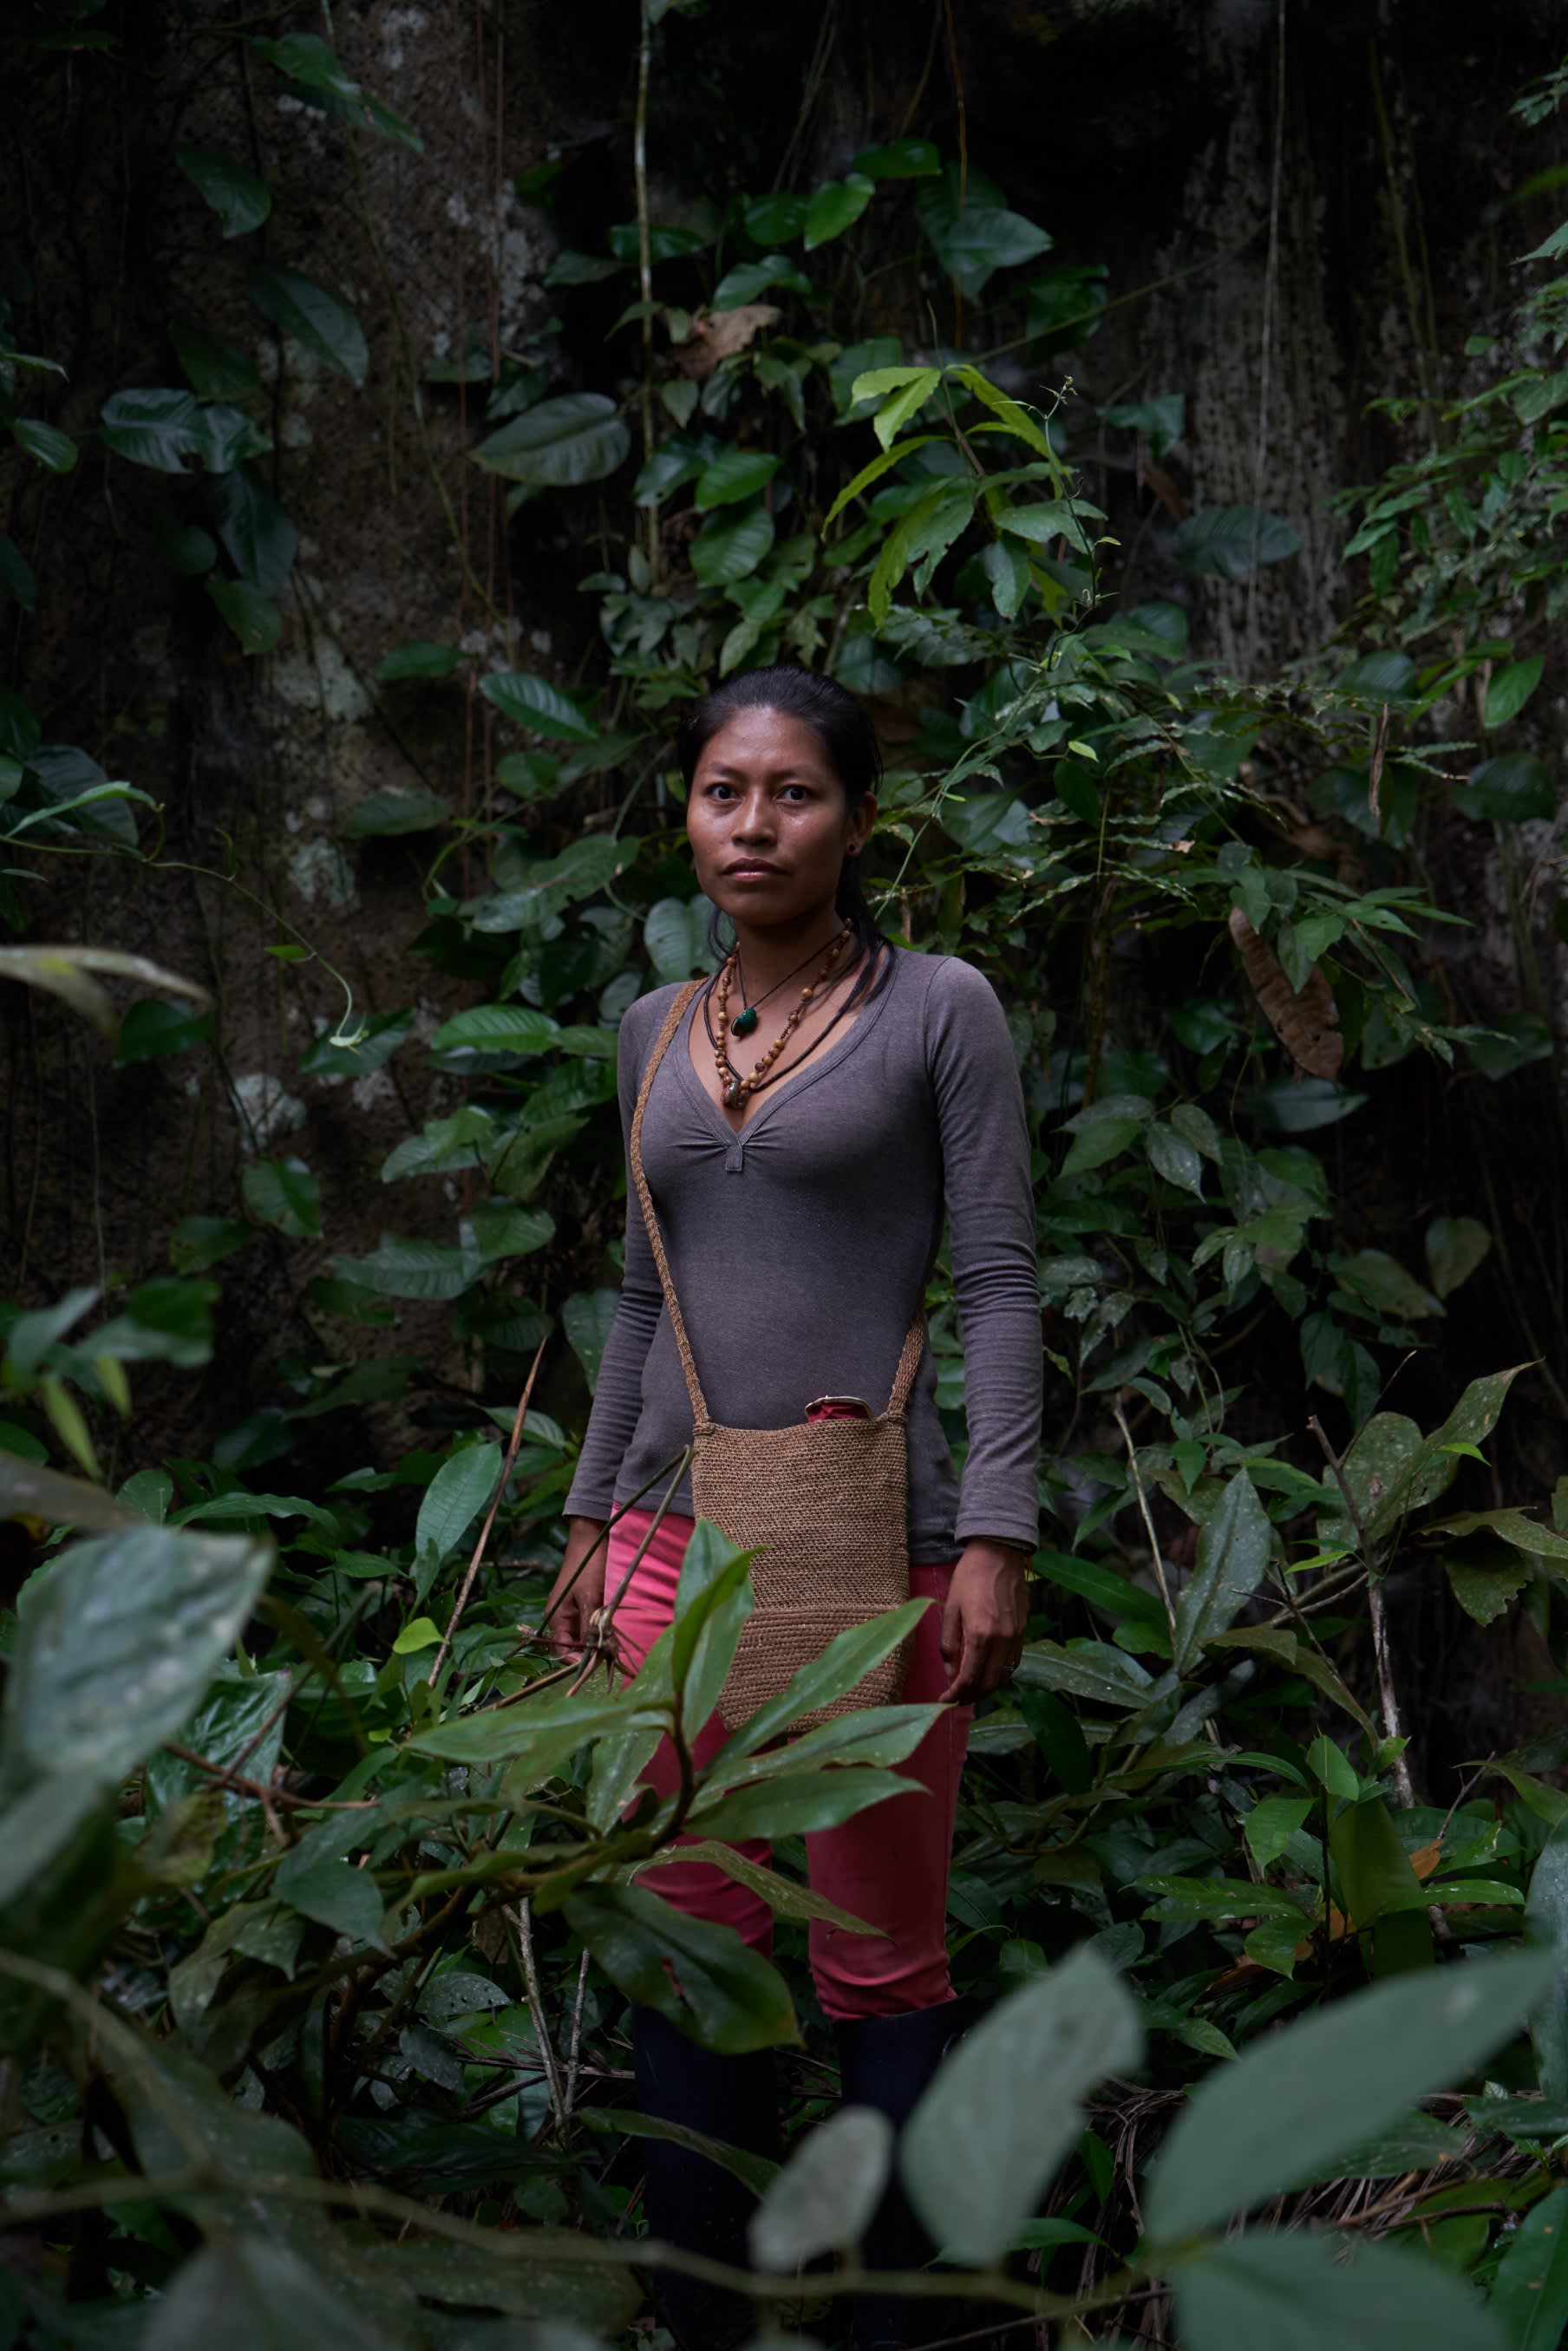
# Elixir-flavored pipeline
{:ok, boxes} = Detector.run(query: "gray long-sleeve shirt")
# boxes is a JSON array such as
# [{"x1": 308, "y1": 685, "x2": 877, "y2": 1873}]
[{"x1": 563, "y1": 947, "x2": 1042, "y2": 1562}]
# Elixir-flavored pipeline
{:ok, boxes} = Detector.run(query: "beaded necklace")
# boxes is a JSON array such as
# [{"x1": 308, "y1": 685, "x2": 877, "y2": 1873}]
[{"x1": 711, "y1": 924, "x2": 852, "y2": 1111}]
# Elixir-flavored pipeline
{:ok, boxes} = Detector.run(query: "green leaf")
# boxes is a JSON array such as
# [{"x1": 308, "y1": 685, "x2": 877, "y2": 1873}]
[
  {"x1": 853, "y1": 138, "x2": 940, "y2": 179},
  {"x1": 670, "y1": 1520, "x2": 755, "y2": 1730},
  {"x1": 206, "y1": 578, "x2": 281, "y2": 655},
  {"x1": 242, "y1": 1156, "x2": 321, "y2": 1239},
  {"x1": 170, "y1": 319, "x2": 262, "y2": 402},
  {"x1": 429, "y1": 1003, "x2": 559, "y2": 1055},
  {"x1": 114, "y1": 997, "x2": 213, "y2": 1064},
  {"x1": 479, "y1": 669, "x2": 598, "y2": 742},
  {"x1": 750, "y1": 2107, "x2": 892, "y2": 2269},
  {"x1": 147, "y1": 2238, "x2": 411, "y2": 2351},
  {"x1": 1143, "y1": 1949, "x2": 1553, "y2": 2244},
  {"x1": 209, "y1": 469, "x2": 297, "y2": 594},
  {"x1": 470, "y1": 1202, "x2": 553, "y2": 1264},
  {"x1": 645, "y1": 896, "x2": 714, "y2": 983},
  {"x1": 1146, "y1": 1120, "x2": 1205, "y2": 1196},
  {"x1": 1173, "y1": 506, "x2": 1303, "y2": 578},
  {"x1": 563, "y1": 1287, "x2": 619, "y2": 1393},
  {"x1": 175, "y1": 143, "x2": 271, "y2": 238},
  {"x1": 415, "y1": 1442, "x2": 500, "y2": 1574},
  {"x1": 916, "y1": 164, "x2": 1052, "y2": 297},
  {"x1": 100, "y1": 389, "x2": 253, "y2": 473},
  {"x1": 1332, "y1": 1247, "x2": 1444, "y2": 1322},
  {"x1": 0, "y1": 533, "x2": 37, "y2": 610},
  {"x1": 711, "y1": 255, "x2": 813, "y2": 310},
  {"x1": 247, "y1": 264, "x2": 368, "y2": 387},
  {"x1": 690, "y1": 503, "x2": 775, "y2": 584},
  {"x1": 343, "y1": 786, "x2": 454, "y2": 836},
  {"x1": 1446, "y1": 1558, "x2": 1529, "y2": 1626},
  {"x1": 1244, "y1": 1794, "x2": 1312, "y2": 1871},
  {"x1": 1454, "y1": 753, "x2": 1555, "y2": 822},
  {"x1": 689, "y1": 1765, "x2": 915, "y2": 1844},
  {"x1": 1527, "y1": 1818, "x2": 1568, "y2": 2102},
  {"x1": 11, "y1": 418, "x2": 76, "y2": 473},
  {"x1": 1425, "y1": 1216, "x2": 1492, "y2": 1300},
  {"x1": 564, "y1": 1882, "x2": 799, "y2": 2050},
  {"x1": 169, "y1": 1216, "x2": 253, "y2": 1274},
  {"x1": 1060, "y1": 1117, "x2": 1141, "y2": 1176},
  {"x1": 1175, "y1": 2229, "x2": 1507, "y2": 2351},
  {"x1": 376, "y1": 640, "x2": 461, "y2": 681},
  {"x1": 642, "y1": 1841, "x2": 876, "y2": 1934},
  {"x1": 3, "y1": 1522, "x2": 271, "y2": 1794},
  {"x1": 1330, "y1": 1797, "x2": 1434, "y2": 1975},
  {"x1": 863, "y1": 365, "x2": 942, "y2": 452},
  {"x1": 1484, "y1": 654, "x2": 1544, "y2": 730},
  {"x1": 585, "y1": 2104, "x2": 778, "y2": 2196},
  {"x1": 252, "y1": 30, "x2": 359, "y2": 100},
  {"x1": 711, "y1": 1602, "x2": 934, "y2": 1763},
  {"x1": 803, "y1": 171, "x2": 876, "y2": 251},
  {"x1": 330, "y1": 1235, "x2": 480, "y2": 1301},
  {"x1": 1489, "y1": 2181, "x2": 1568, "y2": 2348},
  {"x1": 743, "y1": 192, "x2": 807, "y2": 242},
  {"x1": 471, "y1": 393, "x2": 630, "y2": 487},
  {"x1": 1172, "y1": 1470, "x2": 1271, "y2": 1669},
  {"x1": 1306, "y1": 1733, "x2": 1359, "y2": 1800},
  {"x1": 694, "y1": 448, "x2": 782, "y2": 509},
  {"x1": 902, "y1": 1946, "x2": 1141, "y2": 2263}
]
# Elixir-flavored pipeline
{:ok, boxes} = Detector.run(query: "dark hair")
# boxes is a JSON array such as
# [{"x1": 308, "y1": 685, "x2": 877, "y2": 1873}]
[{"x1": 676, "y1": 664, "x2": 885, "y2": 958}]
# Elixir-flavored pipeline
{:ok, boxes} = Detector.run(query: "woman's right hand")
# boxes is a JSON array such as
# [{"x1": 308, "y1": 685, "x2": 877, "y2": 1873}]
[{"x1": 543, "y1": 1517, "x2": 610, "y2": 1657}]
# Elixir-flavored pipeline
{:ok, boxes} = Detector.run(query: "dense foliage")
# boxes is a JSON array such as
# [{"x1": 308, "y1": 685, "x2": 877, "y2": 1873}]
[{"x1": 6, "y1": 4, "x2": 1568, "y2": 2347}]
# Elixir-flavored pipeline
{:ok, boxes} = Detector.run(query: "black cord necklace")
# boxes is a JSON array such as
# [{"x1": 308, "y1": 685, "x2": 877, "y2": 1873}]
[
  {"x1": 698, "y1": 941, "x2": 879, "y2": 1100},
  {"x1": 728, "y1": 933, "x2": 842, "y2": 1039}
]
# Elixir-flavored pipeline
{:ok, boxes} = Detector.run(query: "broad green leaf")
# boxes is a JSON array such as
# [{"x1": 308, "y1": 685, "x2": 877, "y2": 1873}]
[
  {"x1": 586, "y1": 2105, "x2": 778, "y2": 2197},
  {"x1": 251, "y1": 31, "x2": 359, "y2": 100},
  {"x1": 1330, "y1": 1797, "x2": 1434, "y2": 1972},
  {"x1": 563, "y1": 1287, "x2": 619, "y2": 1393},
  {"x1": 0, "y1": 532, "x2": 37, "y2": 610},
  {"x1": 916, "y1": 164, "x2": 1052, "y2": 297},
  {"x1": 471, "y1": 394, "x2": 630, "y2": 487},
  {"x1": 175, "y1": 143, "x2": 271, "y2": 238},
  {"x1": 1332, "y1": 1247, "x2": 1444, "y2": 1322},
  {"x1": 207, "y1": 578, "x2": 281, "y2": 655},
  {"x1": 410, "y1": 1682, "x2": 662, "y2": 1765},
  {"x1": 1244, "y1": 1794, "x2": 1311, "y2": 1871},
  {"x1": 1143, "y1": 1949, "x2": 1553, "y2": 2243},
  {"x1": 1483, "y1": 654, "x2": 1544, "y2": 730},
  {"x1": 694, "y1": 448, "x2": 781, "y2": 510},
  {"x1": 803, "y1": 172, "x2": 876, "y2": 251},
  {"x1": 1060, "y1": 1116, "x2": 1141, "y2": 1176},
  {"x1": 470, "y1": 1202, "x2": 553, "y2": 1264},
  {"x1": 1489, "y1": 2181, "x2": 1568, "y2": 2348},
  {"x1": 750, "y1": 2107, "x2": 892, "y2": 2269},
  {"x1": 853, "y1": 138, "x2": 940, "y2": 179},
  {"x1": 242, "y1": 1156, "x2": 321, "y2": 1239},
  {"x1": 1173, "y1": 506, "x2": 1303, "y2": 578},
  {"x1": 1454, "y1": 752, "x2": 1555, "y2": 822},
  {"x1": 1446, "y1": 1557, "x2": 1529, "y2": 1626},
  {"x1": 687, "y1": 1766, "x2": 915, "y2": 1843},
  {"x1": 1175, "y1": 2228, "x2": 1507, "y2": 2351},
  {"x1": 100, "y1": 389, "x2": 256, "y2": 473},
  {"x1": 1425, "y1": 1215, "x2": 1492, "y2": 1300},
  {"x1": 479, "y1": 669, "x2": 598, "y2": 742},
  {"x1": 703, "y1": 1703, "x2": 940, "y2": 1790},
  {"x1": 1146, "y1": 1119, "x2": 1205, "y2": 1196},
  {"x1": 170, "y1": 319, "x2": 261, "y2": 401},
  {"x1": 1306, "y1": 1733, "x2": 1359, "y2": 1800},
  {"x1": 645, "y1": 895, "x2": 714, "y2": 982},
  {"x1": 4, "y1": 1522, "x2": 271, "y2": 1792},
  {"x1": 564, "y1": 1882, "x2": 799, "y2": 2050},
  {"x1": 1173, "y1": 1471, "x2": 1271, "y2": 1669},
  {"x1": 430, "y1": 1003, "x2": 559, "y2": 1055},
  {"x1": 330, "y1": 1235, "x2": 480, "y2": 1301},
  {"x1": 711, "y1": 256, "x2": 813, "y2": 310},
  {"x1": 866, "y1": 366, "x2": 941, "y2": 452},
  {"x1": 11, "y1": 418, "x2": 76, "y2": 473},
  {"x1": 147, "y1": 2237, "x2": 413, "y2": 2351},
  {"x1": 711, "y1": 1601, "x2": 933, "y2": 1762},
  {"x1": 641, "y1": 1842, "x2": 875, "y2": 1933},
  {"x1": 415, "y1": 1442, "x2": 500, "y2": 1572},
  {"x1": 690, "y1": 503, "x2": 775, "y2": 585},
  {"x1": 247, "y1": 264, "x2": 368, "y2": 386},
  {"x1": 1527, "y1": 1817, "x2": 1568, "y2": 2102},
  {"x1": 998, "y1": 499, "x2": 1092, "y2": 551},
  {"x1": 743, "y1": 192, "x2": 807, "y2": 243},
  {"x1": 902, "y1": 1946, "x2": 1141, "y2": 2263},
  {"x1": 376, "y1": 640, "x2": 461, "y2": 682},
  {"x1": 670, "y1": 1519, "x2": 755, "y2": 1728},
  {"x1": 343, "y1": 786, "x2": 454, "y2": 835}
]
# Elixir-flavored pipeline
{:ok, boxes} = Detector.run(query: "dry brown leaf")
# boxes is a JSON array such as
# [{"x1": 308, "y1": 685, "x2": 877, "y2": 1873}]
[
  {"x1": 1368, "y1": 701, "x2": 1391, "y2": 832},
  {"x1": 1140, "y1": 460, "x2": 1190, "y2": 521},
  {"x1": 1227, "y1": 904, "x2": 1344, "y2": 1081},
  {"x1": 676, "y1": 303, "x2": 781, "y2": 380},
  {"x1": 1409, "y1": 1838, "x2": 1442, "y2": 1882}
]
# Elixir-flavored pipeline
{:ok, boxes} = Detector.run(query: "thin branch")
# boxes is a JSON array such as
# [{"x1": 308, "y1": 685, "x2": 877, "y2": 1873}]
[
  {"x1": 1112, "y1": 1400, "x2": 1179, "y2": 1652},
  {"x1": 1309, "y1": 1413, "x2": 1414, "y2": 1805},
  {"x1": 431, "y1": 1330, "x2": 549, "y2": 1686}
]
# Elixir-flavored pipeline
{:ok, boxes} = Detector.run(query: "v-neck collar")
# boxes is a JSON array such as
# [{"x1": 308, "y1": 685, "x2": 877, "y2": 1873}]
[{"x1": 671, "y1": 946, "x2": 904, "y2": 1147}]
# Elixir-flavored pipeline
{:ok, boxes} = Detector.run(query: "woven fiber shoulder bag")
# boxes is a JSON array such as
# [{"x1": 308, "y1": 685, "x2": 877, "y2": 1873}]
[{"x1": 629, "y1": 979, "x2": 924, "y2": 1731}]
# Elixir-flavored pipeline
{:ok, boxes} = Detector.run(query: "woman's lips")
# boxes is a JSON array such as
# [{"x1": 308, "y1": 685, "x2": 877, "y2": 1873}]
[{"x1": 724, "y1": 861, "x2": 785, "y2": 878}]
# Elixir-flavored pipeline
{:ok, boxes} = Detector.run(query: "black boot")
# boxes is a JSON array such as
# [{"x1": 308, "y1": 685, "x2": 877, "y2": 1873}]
[
  {"x1": 632, "y1": 2005, "x2": 781, "y2": 2351},
  {"x1": 834, "y1": 2003, "x2": 961, "y2": 2351}
]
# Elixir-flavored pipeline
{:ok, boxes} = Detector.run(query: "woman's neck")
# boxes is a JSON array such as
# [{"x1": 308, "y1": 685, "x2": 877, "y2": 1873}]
[{"x1": 730, "y1": 906, "x2": 849, "y2": 996}]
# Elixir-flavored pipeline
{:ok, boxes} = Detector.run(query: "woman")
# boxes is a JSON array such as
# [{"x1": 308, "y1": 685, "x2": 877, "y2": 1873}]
[{"x1": 548, "y1": 664, "x2": 1042, "y2": 2350}]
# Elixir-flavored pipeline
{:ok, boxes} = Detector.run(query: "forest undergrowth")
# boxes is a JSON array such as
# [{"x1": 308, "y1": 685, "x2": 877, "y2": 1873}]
[{"x1": 4, "y1": 6, "x2": 1568, "y2": 2348}]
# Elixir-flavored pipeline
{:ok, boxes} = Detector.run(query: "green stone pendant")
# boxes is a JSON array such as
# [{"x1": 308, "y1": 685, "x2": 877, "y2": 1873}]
[{"x1": 730, "y1": 1005, "x2": 759, "y2": 1038}]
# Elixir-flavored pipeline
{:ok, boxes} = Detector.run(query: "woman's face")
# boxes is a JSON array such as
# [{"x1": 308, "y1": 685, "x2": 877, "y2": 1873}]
[{"x1": 685, "y1": 705, "x2": 874, "y2": 931}]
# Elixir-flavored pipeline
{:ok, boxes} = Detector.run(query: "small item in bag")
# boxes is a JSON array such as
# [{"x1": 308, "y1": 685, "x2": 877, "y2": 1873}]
[{"x1": 806, "y1": 1394, "x2": 872, "y2": 1422}]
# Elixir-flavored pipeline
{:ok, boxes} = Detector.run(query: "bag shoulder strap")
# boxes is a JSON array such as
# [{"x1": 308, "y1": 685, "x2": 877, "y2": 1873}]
[
  {"x1": 629, "y1": 981, "x2": 710, "y2": 1430},
  {"x1": 628, "y1": 976, "x2": 926, "y2": 1431}
]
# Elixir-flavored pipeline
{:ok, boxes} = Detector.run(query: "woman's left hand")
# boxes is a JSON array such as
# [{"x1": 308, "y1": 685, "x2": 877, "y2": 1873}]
[{"x1": 939, "y1": 1538, "x2": 1031, "y2": 1704}]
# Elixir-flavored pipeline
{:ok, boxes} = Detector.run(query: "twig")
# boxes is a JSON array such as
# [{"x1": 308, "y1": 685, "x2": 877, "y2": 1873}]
[
  {"x1": 161, "y1": 1743, "x2": 378, "y2": 1815},
  {"x1": 633, "y1": 0, "x2": 658, "y2": 581},
  {"x1": 562, "y1": 1947, "x2": 591, "y2": 2119},
  {"x1": 510, "y1": 1896, "x2": 568, "y2": 2138},
  {"x1": 431, "y1": 1331, "x2": 549, "y2": 1686},
  {"x1": 1309, "y1": 1414, "x2": 1414, "y2": 1805},
  {"x1": 1112, "y1": 1401, "x2": 1178, "y2": 1652}
]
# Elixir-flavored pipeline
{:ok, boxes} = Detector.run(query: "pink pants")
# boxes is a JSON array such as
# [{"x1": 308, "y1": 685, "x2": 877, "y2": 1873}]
[{"x1": 608, "y1": 1506, "x2": 970, "y2": 2022}]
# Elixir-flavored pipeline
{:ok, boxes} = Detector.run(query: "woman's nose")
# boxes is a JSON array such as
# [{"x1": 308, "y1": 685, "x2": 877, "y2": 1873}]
[{"x1": 732, "y1": 790, "x2": 776, "y2": 840}]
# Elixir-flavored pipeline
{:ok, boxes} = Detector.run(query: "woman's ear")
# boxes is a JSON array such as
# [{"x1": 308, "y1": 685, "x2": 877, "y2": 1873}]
[{"x1": 846, "y1": 793, "x2": 877, "y2": 855}]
